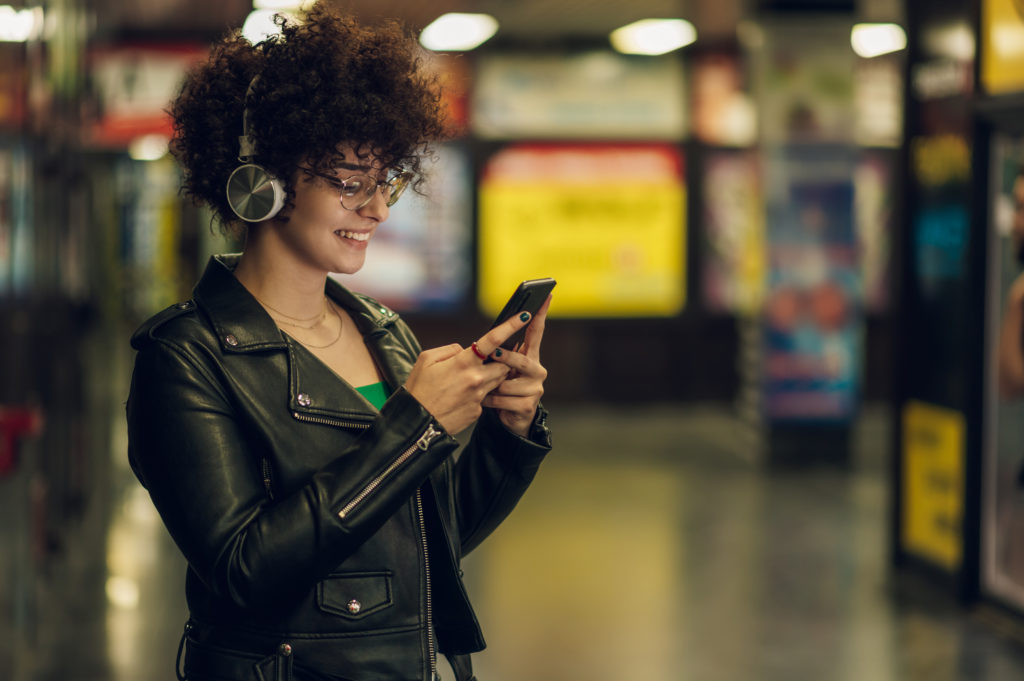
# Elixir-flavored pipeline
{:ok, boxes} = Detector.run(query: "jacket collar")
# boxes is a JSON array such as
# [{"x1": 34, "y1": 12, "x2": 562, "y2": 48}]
[{"x1": 193, "y1": 254, "x2": 399, "y2": 353}]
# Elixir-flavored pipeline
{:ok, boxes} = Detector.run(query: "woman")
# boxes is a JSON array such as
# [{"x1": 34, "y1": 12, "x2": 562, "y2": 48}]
[{"x1": 125, "y1": 7, "x2": 551, "y2": 681}]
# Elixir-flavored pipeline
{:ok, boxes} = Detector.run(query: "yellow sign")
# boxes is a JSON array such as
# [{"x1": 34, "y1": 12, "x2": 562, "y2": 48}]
[
  {"x1": 478, "y1": 145, "x2": 686, "y2": 318},
  {"x1": 982, "y1": 0, "x2": 1024, "y2": 94},
  {"x1": 901, "y1": 401, "x2": 965, "y2": 570}
]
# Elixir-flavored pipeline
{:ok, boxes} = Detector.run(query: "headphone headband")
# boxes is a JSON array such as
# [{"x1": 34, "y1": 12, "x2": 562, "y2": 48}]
[
  {"x1": 226, "y1": 74, "x2": 284, "y2": 222},
  {"x1": 238, "y1": 75, "x2": 261, "y2": 161}
]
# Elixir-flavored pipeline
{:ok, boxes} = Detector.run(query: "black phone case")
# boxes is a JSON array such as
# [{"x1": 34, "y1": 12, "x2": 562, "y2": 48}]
[{"x1": 489, "y1": 278, "x2": 556, "y2": 352}]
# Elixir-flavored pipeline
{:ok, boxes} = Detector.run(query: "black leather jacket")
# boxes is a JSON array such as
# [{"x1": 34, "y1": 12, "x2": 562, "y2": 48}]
[{"x1": 126, "y1": 255, "x2": 551, "y2": 681}]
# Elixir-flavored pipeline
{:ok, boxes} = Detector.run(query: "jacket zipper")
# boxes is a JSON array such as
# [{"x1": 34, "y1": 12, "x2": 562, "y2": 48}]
[
  {"x1": 416, "y1": 488, "x2": 439, "y2": 681},
  {"x1": 337, "y1": 424, "x2": 441, "y2": 520},
  {"x1": 293, "y1": 411, "x2": 442, "y2": 677},
  {"x1": 261, "y1": 458, "x2": 274, "y2": 499},
  {"x1": 291, "y1": 411, "x2": 372, "y2": 431}
]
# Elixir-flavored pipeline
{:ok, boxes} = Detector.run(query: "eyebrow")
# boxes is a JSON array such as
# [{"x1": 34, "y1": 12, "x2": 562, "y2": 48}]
[{"x1": 334, "y1": 161, "x2": 374, "y2": 173}]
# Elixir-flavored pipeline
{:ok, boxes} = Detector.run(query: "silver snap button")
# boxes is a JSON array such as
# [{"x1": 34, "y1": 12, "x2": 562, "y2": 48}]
[
  {"x1": 278, "y1": 643, "x2": 292, "y2": 656},
  {"x1": 347, "y1": 599, "x2": 361, "y2": 614},
  {"x1": 297, "y1": 393, "x2": 311, "y2": 407},
  {"x1": 176, "y1": 301, "x2": 192, "y2": 310},
  {"x1": 224, "y1": 334, "x2": 238, "y2": 346}
]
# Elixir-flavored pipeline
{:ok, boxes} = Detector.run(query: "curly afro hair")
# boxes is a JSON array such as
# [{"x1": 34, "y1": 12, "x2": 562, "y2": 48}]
[{"x1": 169, "y1": 4, "x2": 447, "y2": 234}]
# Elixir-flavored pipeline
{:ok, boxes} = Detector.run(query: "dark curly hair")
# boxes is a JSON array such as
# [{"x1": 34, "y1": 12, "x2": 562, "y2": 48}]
[{"x1": 169, "y1": 5, "x2": 446, "y2": 234}]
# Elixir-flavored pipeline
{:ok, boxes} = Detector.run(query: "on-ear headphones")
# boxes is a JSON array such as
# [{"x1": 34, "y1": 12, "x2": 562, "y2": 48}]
[{"x1": 225, "y1": 76, "x2": 285, "y2": 223}]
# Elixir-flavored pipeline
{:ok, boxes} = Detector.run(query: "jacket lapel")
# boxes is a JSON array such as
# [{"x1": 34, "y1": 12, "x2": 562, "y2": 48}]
[{"x1": 193, "y1": 255, "x2": 419, "y2": 422}]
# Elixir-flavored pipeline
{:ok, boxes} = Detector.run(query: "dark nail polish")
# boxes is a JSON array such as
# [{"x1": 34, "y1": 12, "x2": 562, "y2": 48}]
[
  {"x1": 495, "y1": 348, "x2": 503, "y2": 357},
  {"x1": 520, "y1": 311, "x2": 531, "y2": 322}
]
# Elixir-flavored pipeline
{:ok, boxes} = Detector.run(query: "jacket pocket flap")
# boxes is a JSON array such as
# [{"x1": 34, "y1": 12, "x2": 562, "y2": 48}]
[{"x1": 317, "y1": 571, "x2": 393, "y2": 619}]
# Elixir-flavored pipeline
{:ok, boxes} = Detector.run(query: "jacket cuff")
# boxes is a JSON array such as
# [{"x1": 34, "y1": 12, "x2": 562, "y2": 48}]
[{"x1": 480, "y1": 404, "x2": 552, "y2": 456}]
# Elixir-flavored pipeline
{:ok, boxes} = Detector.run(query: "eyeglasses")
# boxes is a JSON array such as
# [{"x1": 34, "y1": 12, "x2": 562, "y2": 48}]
[{"x1": 306, "y1": 168, "x2": 413, "y2": 211}]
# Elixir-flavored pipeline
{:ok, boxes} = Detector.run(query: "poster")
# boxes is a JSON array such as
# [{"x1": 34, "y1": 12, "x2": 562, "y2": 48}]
[
  {"x1": 0, "y1": 145, "x2": 31, "y2": 295},
  {"x1": 472, "y1": 53, "x2": 686, "y2": 140},
  {"x1": 982, "y1": 134, "x2": 1024, "y2": 609},
  {"x1": 902, "y1": 400, "x2": 965, "y2": 570},
  {"x1": 690, "y1": 51, "x2": 756, "y2": 147},
  {"x1": 118, "y1": 158, "x2": 184, "y2": 317},
  {"x1": 855, "y1": 151, "x2": 896, "y2": 312},
  {"x1": 761, "y1": 146, "x2": 861, "y2": 422},
  {"x1": 700, "y1": 150, "x2": 764, "y2": 314},
  {"x1": 338, "y1": 143, "x2": 472, "y2": 313},
  {"x1": 88, "y1": 44, "x2": 207, "y2": 148},
  {"x1": 478, "y1": 144, "x2": 686, "y2": 318},
  {"x1": 981, "y1": 0, "x2": 1024, "y2": 94},
  {"x1": 753, "y1": 21, "x2": 856, "y2": 146}
]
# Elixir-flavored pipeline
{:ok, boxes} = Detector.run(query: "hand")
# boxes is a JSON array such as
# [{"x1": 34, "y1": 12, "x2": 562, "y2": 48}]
[
  {"x1": 482, "y1": 296, "x2": 551, "y2": 437},
  {"x1": 404, "y1": 310, "x2": 536, "y2": 435}
]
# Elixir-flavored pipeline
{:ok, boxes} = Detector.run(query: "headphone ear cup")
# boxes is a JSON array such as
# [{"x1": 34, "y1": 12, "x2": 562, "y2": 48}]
[{"x1": 226, "y1": 163, "x2": 285, "y2": 222}]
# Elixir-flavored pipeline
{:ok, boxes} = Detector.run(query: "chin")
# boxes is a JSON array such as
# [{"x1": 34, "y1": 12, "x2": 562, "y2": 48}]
[{"x1": 330, "y1": 258, "x2": 367, "y2": 276}]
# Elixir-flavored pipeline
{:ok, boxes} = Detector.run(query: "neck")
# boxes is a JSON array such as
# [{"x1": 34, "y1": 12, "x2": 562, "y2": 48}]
[{"x1": 233, "y1": 228, "x2": 329, "y2": 318}]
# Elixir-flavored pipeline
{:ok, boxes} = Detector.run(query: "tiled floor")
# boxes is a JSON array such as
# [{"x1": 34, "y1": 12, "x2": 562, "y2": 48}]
[{"x1": 7, "y1": 403, "x2": 1024, "y2": 681}]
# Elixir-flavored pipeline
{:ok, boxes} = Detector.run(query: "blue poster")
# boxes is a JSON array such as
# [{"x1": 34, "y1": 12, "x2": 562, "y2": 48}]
[{"x1": 762, "y1": 146, "x2": 861, "y2": 422}]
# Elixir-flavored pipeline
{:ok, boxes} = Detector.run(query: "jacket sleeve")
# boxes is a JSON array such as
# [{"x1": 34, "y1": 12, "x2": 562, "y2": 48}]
[
  {"x1": 126, "y1": 336, "x2": 458, "y2": 611},
  {"x1": 451, "y1": 406, "x2": 551, "y2": 555}
]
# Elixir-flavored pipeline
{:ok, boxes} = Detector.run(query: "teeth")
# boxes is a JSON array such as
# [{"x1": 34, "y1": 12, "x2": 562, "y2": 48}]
[{"x1": 337, "y1": 231, "x2": 370, "y2": 241}]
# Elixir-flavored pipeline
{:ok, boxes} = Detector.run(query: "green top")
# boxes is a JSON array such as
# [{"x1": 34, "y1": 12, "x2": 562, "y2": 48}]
[{"x1": 355, "y1": 381, "x2": 390, "y2": 410}]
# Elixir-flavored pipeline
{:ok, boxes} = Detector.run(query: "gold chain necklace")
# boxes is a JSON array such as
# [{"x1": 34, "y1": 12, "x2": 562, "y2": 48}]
[
  {"x1": 271, "y1": 312, "x2": 327, "y2": 331},
  {"x1": 255, "y1": 293, "x2": 327, "y2": 325},
  {"x1": 288, "y1": 301, "x2": 343, "y2": 349}
]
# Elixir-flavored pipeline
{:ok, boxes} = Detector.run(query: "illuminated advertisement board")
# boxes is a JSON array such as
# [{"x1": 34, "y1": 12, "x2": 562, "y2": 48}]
[
  {"x1": 338, "y1": 143, "x2": 472, "y2": 312},
  {"x1": 472, "y1": 53, "x2": 686, "y2": 141},
  {"x1": 478, "y1": 144, "x2": 686, "y2": 318},
  {"x1": 761, "y1": 146, "x2": 860, "y2": 422},
  {"x1": 982, "y1": 0, "x2": 1024, "y2": 94},
  {"x1": 700, "y1": 150, "x2": 764, "y2": 314},
  {"x1": 902, "y1": 400, "x2": 966, "y2": 571},
  {"x1": 982, "y1": 134, "x2": 1024, "y2": 610}
]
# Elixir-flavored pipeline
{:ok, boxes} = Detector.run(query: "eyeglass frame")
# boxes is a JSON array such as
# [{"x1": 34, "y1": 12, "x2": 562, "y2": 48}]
[{"x1": 303, "y1": 167, "x2": 414, "y2": 211}]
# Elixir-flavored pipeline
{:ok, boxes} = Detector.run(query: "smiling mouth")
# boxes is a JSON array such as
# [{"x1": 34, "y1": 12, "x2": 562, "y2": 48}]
[{"x1": 335, "y1": 230, "x2": 370, "y2": 242}]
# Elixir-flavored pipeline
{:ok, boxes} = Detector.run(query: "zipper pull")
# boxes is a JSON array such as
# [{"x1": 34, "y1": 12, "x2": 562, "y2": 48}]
[{"x1": 416, "y1": 424, "x2": 441, "y2": 451}]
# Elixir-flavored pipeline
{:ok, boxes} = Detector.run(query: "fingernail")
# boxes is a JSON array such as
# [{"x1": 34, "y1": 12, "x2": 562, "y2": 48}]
[
  {"x1": 520, "y1": 311, "x2": 531, "y2": 322},
  {"x1": 495, "y1": 348, "x2": 503, "y2": 357}
]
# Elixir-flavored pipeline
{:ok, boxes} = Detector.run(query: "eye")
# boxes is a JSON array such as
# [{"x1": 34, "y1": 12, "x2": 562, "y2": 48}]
[{"x1": 340, "y1": 177, "x2": 368, "y2": 197}]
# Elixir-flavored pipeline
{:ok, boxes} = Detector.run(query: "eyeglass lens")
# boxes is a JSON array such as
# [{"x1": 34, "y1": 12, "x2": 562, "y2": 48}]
[{"x1": 338, "y1": 173, "x2": 410, "y2": 210}]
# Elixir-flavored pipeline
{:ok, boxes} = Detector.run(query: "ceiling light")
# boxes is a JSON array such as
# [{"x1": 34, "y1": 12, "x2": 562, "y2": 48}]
[
  {"x1": 242, "y1": 9, "x2": 286, "y2": 43},
  {"x1": 851, "y1": 23, "x2": 907, "y2": 58},
  {"x1": 0, "y1": 6, "x2": 44, "y2": 42},
  {"x1": 420, "y1": 13, "x2": 499, "y2": 52},
  {"x1": 610, "y1": 19, "x2": 697, "y2": 56},
  {"x1": 129, "y1": 134, "x2": 170, "y2": 162}
]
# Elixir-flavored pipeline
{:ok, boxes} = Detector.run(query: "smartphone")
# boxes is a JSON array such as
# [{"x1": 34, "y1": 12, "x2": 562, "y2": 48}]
[{"x1": 489, "y1": 278, "x2": 556, "y2": 353}]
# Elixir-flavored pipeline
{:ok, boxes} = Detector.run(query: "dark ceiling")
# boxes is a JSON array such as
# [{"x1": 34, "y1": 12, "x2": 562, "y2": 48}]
[{"x1": 87, "y1": 0, "x2": 747, "y2": 45}]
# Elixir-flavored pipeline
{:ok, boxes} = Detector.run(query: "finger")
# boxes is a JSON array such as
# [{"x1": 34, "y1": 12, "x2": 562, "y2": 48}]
[
  {"x1": 420, "y1": 343, "x2": 464, "y2": 363},
  {"x1": 475, "y1": 309, "x2": 533, "y2": 356},
  {"x1": 479, "y1": 365, "x2": 513, "y2": 394},
  {"x1": 482, "y1": 393, "x2": 536, "y2": 414},
  {"x1": 520, "y1": 295, "x2": 551, "y2": 361},
  {"x1": 488, "y1": 378, "x2": 537, "y2": 398},
  {"x1": 488, "y1": 347, "x2": 535, "y2": 375}
]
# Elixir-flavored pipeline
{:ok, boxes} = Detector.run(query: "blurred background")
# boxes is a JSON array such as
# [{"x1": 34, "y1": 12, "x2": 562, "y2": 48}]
[{"x1": 6, "y1": 0, "x2": 1024, "y2": 679}]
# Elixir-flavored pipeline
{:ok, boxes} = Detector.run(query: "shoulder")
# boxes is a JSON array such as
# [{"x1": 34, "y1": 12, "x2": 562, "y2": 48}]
[
  {"x1": 130, "y1": 299, "x2": 210, "y2": 351},
  {"x1": 326, "y1": 278, "x2": 404, "y2": 330},
  {"x1": 328, "y1": 282, "x2": 422, "y2": 355},
  {"x1": 345, "y1": 289, "x2": 402, "y2": 326}
]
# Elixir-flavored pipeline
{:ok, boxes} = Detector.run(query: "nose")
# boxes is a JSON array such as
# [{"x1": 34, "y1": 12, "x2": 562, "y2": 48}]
[{"x1": 356, "y1": 184, "x2": 389, "y2": 221}]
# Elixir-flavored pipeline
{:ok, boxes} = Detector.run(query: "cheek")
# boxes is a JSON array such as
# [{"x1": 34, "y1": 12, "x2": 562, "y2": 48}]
[{"x1": 288, "y1": 191, "x2": 340, "y2": 226}]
